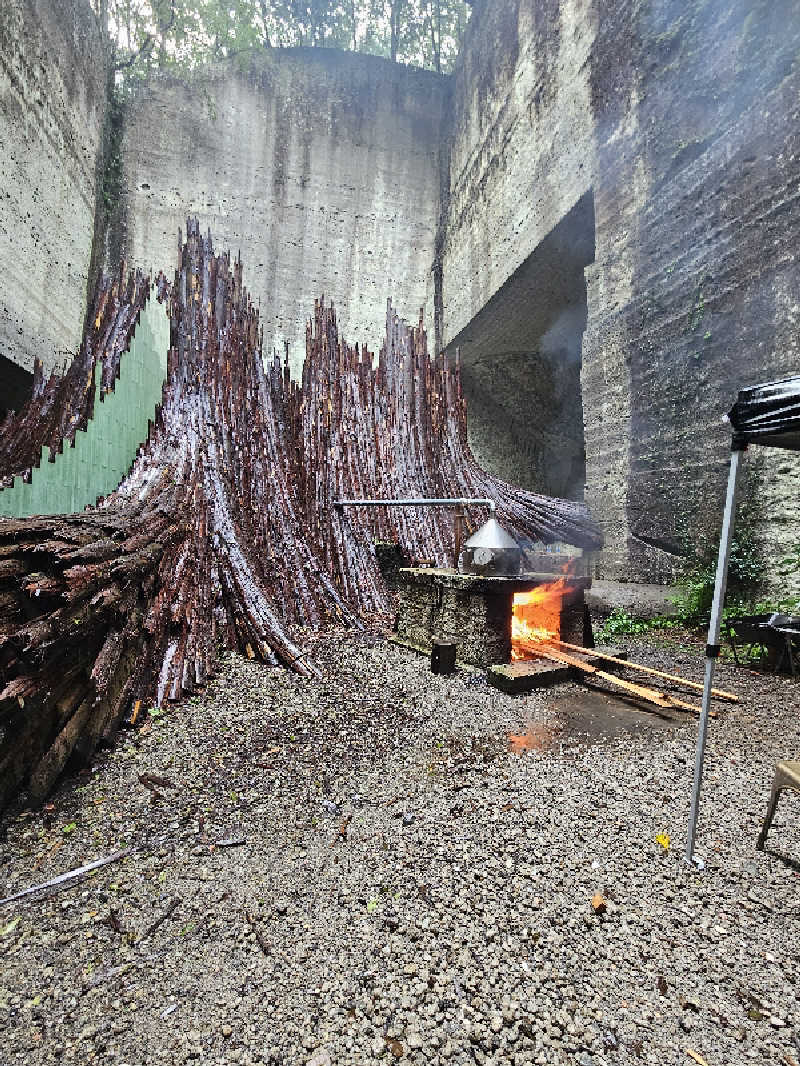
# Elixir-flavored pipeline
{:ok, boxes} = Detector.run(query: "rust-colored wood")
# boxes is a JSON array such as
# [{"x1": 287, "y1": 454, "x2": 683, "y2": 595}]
[
  {"x1": 553, "y1": 639, "x2": 738, "y2": 702},
  {"x1": 0, "y1": 220, "x2": 604, "y2": 812},
  {"x1": 520, "y1": 641, "x2": 707, "y2": 716}
]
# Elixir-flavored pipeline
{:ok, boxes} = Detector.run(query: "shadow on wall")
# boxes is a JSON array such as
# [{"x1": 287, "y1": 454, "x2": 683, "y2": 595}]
[{"x1": 447, "y1": 192, "x2": 595, "y2": 501}]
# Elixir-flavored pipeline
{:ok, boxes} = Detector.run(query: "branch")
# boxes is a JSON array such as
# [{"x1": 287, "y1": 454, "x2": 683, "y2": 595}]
[
  {"x1": 113, "y1": 3, "x2": 176, "y2": 73},
  {"x1": 114, "y1": 34, "x2": 155, "y2": 71}
]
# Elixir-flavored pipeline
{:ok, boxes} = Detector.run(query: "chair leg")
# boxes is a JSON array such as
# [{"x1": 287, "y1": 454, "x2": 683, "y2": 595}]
[{"x1": 756, "y1": 787, "x2": 781, "y2": 850}]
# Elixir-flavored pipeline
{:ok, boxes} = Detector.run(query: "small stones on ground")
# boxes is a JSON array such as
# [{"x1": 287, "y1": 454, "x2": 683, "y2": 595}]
[
  {"x1": 0, "y1": 629, "x2": 798, "y2": 1066},
  {"x1": 306, "y1": 1049, "x2": 331, "y2": 1066}
]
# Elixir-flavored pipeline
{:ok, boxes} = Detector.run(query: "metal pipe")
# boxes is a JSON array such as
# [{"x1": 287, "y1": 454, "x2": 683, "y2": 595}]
[
  {"x1": 685, "y1": 444, "x2": 743, "y2": 866},
  {"x1": 334, "y1": 497, "x2": 496, "y2": 513}
]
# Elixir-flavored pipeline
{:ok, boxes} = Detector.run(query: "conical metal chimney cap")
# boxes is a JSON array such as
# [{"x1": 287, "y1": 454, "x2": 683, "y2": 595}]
[
  {"x1": 461, "y1": 517, "x2": 521, "y2": 577},
  {"x1": 464, "y1": 517, "x2": 520, "y2": 552}
]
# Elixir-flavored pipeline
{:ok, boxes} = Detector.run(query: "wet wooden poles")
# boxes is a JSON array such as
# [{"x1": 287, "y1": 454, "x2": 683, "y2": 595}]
[{"x1": 0, "y1": 220, "x2": 603, "y2": 813}]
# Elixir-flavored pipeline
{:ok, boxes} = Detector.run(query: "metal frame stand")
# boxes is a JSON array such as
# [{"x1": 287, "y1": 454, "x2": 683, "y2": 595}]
[{"x1": 685, "y1": 445, "x2": 745, "y2": 864}]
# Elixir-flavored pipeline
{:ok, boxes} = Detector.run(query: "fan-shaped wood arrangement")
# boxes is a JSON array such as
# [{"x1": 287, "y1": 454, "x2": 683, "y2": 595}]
[{"x1": 0, "y1": 221, "x2": 601, "y2": 811}]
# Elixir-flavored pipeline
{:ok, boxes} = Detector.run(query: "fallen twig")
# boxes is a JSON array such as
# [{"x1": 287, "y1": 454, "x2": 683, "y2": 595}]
[
  {"x1": 333, "y1": 813, "x2": 352, "y2": 845},
  {"x1": 245, "y1": 910, "x2": 271, "y2": 957},
  {"x1": 0, "y1": 848, "x2": 133, "y2": 906},
  {"x1": 138, "y1": 897, "x2": 179, "y2": 942}
]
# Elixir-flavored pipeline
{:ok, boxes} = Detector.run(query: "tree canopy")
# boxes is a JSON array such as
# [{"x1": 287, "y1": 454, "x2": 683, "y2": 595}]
[{"x1": 91, "y1": 0, "x2": 471, "y2": 81}]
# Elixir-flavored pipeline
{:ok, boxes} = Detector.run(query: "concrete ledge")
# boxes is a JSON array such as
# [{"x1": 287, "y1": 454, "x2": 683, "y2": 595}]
[{"x1": 487, "y1": 645, "x2": 628, "y2": 695}]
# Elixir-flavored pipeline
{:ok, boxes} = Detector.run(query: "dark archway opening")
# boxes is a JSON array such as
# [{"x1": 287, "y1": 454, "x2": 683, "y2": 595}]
[
  {"x1": 447, "y1": 191, "x2": 595, "y2": 501},
  {"x1": 0, "y1": 355, "x2": 34, "y2": 421}
]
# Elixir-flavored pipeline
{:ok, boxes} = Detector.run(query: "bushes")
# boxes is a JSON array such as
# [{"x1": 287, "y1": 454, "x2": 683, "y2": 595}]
[
  {"x1": 595, "y1": 526, "x2": 800, "y2": 644},
  {"x1": 595, "y1": 609, "x2": 677, "y2": 644}
]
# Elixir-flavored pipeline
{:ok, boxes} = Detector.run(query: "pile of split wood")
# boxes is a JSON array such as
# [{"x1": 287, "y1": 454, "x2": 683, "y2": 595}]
[
  {"x1": 0, "y1": 220, "x2": 603, "y2": 812},
  {"x1": 0, "y1": 264, "x2": 154, "y2": 486}
]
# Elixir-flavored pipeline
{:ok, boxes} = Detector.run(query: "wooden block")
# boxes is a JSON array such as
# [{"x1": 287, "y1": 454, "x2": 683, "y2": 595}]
[
  {"x1": 431, "y1": 640, "x2": 457, "y2": 675},
  {"x1": 488, "y1": 659, "x2": 570, "y2": 694}
]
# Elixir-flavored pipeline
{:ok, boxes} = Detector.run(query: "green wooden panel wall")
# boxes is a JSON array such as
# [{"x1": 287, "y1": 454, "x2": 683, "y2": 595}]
[{"x1": 0, "y1": 294, "x2": 169, "y2": 518}]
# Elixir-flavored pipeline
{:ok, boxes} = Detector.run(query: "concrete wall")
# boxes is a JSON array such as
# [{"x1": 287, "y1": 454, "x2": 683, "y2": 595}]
[
  {"x1": 441, "y1": 0, "x2": 800, "y2": 584},
  {"x1": 119, "y1": 49, "x2": 447, "y2": 374},
  {"x1": 4, "y1": 0, "x2": 799, "y2": 590},
  {"x1": 0, "y1": 0, "x2": 108, "y2": 381},
  {"x1": 451, "y1": 191, "x2": 594, "y2": 501}
]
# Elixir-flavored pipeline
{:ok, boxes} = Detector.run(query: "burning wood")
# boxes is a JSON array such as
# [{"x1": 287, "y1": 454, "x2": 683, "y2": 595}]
[
  {"x1": 518, "y1": 639, "x2": 706, "y2": 714},
  {"x1": 0, "y1": 220, "x2": 603, "y2": 813},
  {"x1": 552, "y1": 639, "x2": 738, "y2": 702},
  {"x1": 511, "y1": 577, "x2": 572, "y2": 655}
]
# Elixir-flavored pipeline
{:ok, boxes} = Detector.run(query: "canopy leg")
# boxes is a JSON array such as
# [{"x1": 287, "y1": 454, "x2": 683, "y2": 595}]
[{"x1": 685, "y1": 445, "x2": 745, "y2": 864}]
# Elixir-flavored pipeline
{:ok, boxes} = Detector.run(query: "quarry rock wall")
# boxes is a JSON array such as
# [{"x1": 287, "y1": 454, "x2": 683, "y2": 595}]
[
  {"x1": 118, "y1": 49, "x2": 446, "y2": 374},
  {"x1": 4, "y1": 0, "x2": 800, "y2": 591},
  {"x1": 443, "y1": 0, "x2": 800, "y2": 584},
  {"x1": 0, "y1": 0, "x2": 109, "y2": 382}
]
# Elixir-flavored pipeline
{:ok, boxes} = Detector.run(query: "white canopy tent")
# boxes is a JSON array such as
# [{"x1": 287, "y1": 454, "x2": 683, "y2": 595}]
[{"x1": 686, "y1": 374, "x2": 800, "y2": 864}]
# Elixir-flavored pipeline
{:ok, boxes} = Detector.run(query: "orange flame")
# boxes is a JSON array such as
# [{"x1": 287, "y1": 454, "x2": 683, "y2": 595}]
[{"x1": 511, "y1": 577, "x2": 569, "y2": 660}]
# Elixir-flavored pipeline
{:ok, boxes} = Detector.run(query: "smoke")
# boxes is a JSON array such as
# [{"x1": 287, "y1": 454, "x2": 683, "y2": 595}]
[{"x1": 538, "y1": 303, "x2": 588, "y2": 365}]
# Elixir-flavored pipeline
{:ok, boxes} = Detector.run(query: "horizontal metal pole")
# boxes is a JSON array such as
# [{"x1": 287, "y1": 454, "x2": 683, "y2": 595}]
[{"x1": 334, "y1": 497, "x2": 496, "y2": 514}]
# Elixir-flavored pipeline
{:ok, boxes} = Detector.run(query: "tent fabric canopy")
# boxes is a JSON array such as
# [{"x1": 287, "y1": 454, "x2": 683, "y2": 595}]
[{"x1": 728, "y1": 374, "x2": 800, "y2": 450}]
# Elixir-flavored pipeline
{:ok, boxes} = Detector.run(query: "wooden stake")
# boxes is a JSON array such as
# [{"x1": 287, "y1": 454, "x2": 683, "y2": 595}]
[
  {"x1": 552, "y1": 639, "x2": 738, "y2": 702},
  {"x1": 519, "y1": 641, "x2": 708, "y2": 716}
]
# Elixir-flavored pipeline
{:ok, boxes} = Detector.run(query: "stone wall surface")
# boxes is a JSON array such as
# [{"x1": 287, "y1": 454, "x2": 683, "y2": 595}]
[
  {"x1": 3, "y1": 0, "x2": 800, "y2": 593},
  {"x1": 441, "y1": 0, "x2": 800, "y2": 584},
  {"x1": 0, "y1": 0, "x2": 108, "y2": 381},
  {"x1": 119, "y1": 49, "x2": 446, "y2": 374}
]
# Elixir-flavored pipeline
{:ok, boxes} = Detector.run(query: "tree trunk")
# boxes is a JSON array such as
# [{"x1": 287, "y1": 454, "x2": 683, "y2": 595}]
[{"x1": 390, "y1": 0, "x2": 401, "y2": 61}]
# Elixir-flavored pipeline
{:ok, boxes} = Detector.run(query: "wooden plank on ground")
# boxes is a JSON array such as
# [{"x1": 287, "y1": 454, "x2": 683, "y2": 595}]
[
  {"x1": 552, "y1": 639, "x2": 738, "y2": 702},
  {"x1": 518, "y1": 641, "x2": 709, "y2": 716}
]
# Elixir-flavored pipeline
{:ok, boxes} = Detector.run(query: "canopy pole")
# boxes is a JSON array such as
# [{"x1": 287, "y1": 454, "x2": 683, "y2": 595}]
[{"x1": 685, "y1": 445, "x2": 745, "y2": 864}]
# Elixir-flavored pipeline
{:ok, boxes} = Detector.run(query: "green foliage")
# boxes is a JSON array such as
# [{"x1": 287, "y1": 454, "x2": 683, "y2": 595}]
[
  {"x1": 595, "y1": 610, "x2": 677, "y2": 643},
  {"x1": 101, "y1": 87, "x2": 126, "y2": 222},
  {"x1": 90, "y1": 0, "x2": 470, "y2": 86},
  {"x1": 776, "y1": 540, "x2": 800, "y2": 585},
  {"x1": 597, "y1": 506, "x2": 794, "y2": 642},
  {"x1": 671, "y1": 507, "x2": 767, "y2": 623}
]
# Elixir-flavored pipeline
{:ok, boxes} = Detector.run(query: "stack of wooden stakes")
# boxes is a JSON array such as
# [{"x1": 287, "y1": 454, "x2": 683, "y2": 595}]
[{"x1": 517, "y1": 638, "x2": 738, "y2": 715}]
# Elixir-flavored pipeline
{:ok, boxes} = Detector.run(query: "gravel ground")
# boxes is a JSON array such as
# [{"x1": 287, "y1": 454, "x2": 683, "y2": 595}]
[{"x1": 1, "y1": 628, "x2": 799, "y2": 1066}]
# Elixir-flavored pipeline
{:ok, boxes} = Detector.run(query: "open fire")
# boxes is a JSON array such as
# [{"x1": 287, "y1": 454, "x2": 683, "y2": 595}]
[{"x1": 511, "y1": 576, "x2": 571, "y2": 659}]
